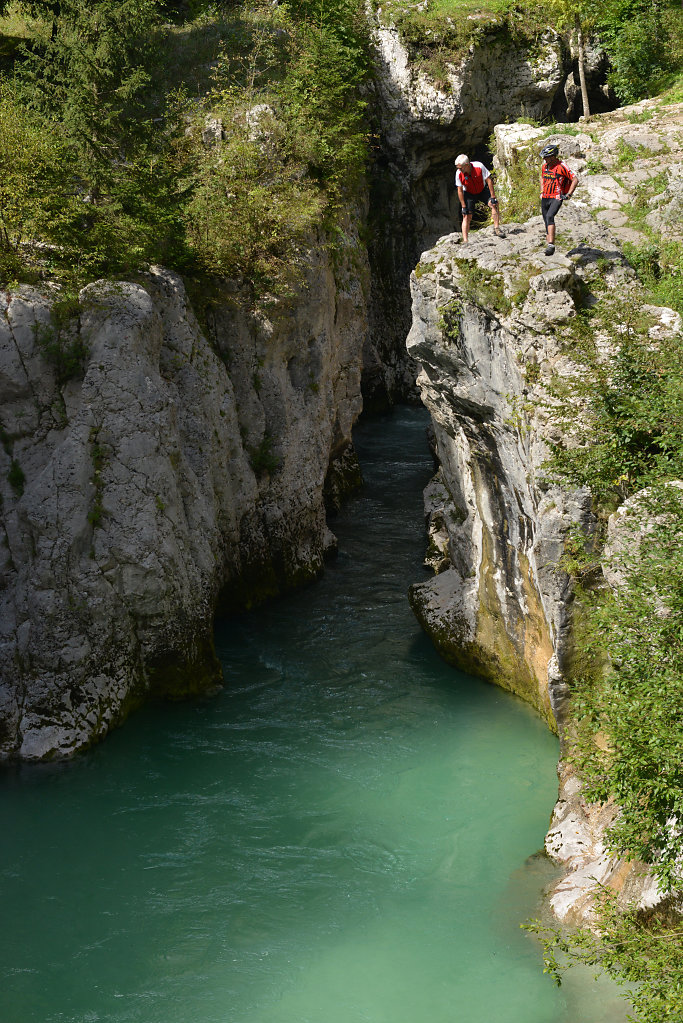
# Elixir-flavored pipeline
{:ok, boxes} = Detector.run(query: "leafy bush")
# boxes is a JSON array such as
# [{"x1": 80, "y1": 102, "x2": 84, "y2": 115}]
[
  {"x1": 595, "y1": 0, "x2": 679, "y2": 102},
  {"x1": 544, "y1": 253, "x2": 683, "y2": 1021},
  {"x1": 550, "y1": 293, "x2": 683, "y2": 503},
  {"x1": 180, "y1": 0, "x2": 370, "y2": 290},
  {"x1": 624, "y1": 239, "x2": 683, "y2": 314},
  {"x1": 0, "y1": 82, "x2": 80, "y2": 274},
  {"x1": 529, "y1": 889, "x2": 683, "y2": 1023},
  {"x1": 0, "y1": 0, "x2": 370, "y2": 291}
]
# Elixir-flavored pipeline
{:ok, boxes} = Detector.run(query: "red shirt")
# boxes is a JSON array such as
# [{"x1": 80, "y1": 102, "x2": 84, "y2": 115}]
[
  {"x1": 455, "y1": 162, "x2": 488, "y2": 195},
  {"x1": 541, "y1": 160, "x2": 575, "y2": 199}
]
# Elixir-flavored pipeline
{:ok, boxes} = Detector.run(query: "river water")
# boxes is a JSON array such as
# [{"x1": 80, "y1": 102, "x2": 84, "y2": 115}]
[{"x1": 0, "y1": 408, "x2": 627, "y2": 1023}]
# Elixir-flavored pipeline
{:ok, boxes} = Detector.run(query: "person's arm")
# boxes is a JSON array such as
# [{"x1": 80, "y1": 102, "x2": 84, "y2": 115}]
[
  {"x1": 485, "y1": 170, "x2": 498, "y2": 205},
  {"x1": 456, "y1": 181, "x2": 466, "y2": 213},
  {"x1": 562, "y1": 165, "x2": 578, "y2": 198}
]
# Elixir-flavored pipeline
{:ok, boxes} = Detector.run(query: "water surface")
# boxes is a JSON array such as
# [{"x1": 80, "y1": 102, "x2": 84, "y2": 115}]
[{"x1": 0, "y1": 408, "x2": 626, "y2": 1022}]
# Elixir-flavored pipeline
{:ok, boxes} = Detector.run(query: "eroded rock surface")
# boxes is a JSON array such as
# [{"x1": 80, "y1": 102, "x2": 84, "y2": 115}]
[
  {"x1": 406, "y1": 206, "x2": 613, "y2": 726},
  {"x1": 0, "y1": 244, "x2": 368, "y2": 760},
  {"x1": 364, "y1": 11, "x2": 589, "y2": 406},
  {"x1": 406, "y1": 176, "x2": 680, "y2": 922}
]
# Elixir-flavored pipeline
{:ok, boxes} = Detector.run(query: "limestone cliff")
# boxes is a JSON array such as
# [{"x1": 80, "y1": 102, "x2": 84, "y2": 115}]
[
  {"x1": 364, "y1": 8, "x2": 609, "y2": 407},
  {"x1": 406, "y1": 207, "x2": 609, "y2": 730},
  {"x1": 406, "y1": 98, "x2": 682, "y2": 924},
  {"x1": 0, "y1": 235, "x2": 368, "y2": 760}
]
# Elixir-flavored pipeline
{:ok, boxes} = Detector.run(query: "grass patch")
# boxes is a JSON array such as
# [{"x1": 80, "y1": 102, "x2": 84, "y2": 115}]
[
  {"x1": 585, "y1": 155, "x2": 607, "y2": 175},
  {"x1": 613, "y1": 138, "x2": 654, "y2": 170},
  {"x1": 625, "y1": 107, "x2": 654, "y2": 124},
  {"x1": 453, "y1": 257, "x2": 512, "y2": 315},
  {"x1": 624, "y1": 239, "x2": 683, "y2": 315}
]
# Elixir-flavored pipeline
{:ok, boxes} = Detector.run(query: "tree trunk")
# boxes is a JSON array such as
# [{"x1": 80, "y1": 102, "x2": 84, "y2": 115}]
[{"x1": 575, "y1": 12, "x2": 591, "y2": 119}]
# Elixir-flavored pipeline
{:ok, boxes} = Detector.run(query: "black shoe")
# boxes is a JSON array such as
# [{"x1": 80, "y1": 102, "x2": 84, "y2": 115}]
[
  {"x1": 495, "y1": 227, "x2": 506, "y2": 238},
  {"x1": 545, "y1": 243, "x2": 555, "y2": 256}
]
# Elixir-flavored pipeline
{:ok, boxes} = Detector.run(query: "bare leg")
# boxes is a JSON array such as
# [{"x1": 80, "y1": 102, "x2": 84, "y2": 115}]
[
  {"x1": 462, "y1": 213, "x2": 473, "y2": 242},
  {"x1": 547, "y1": 223, "x2": 556, "y2": 244}
]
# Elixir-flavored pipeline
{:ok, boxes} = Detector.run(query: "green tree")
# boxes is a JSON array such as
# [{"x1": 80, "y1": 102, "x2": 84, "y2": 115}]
[
  {"x1": 0, "y1": 82, "x2": 72, "y2": 254},
  {"x1": 595, "y1": 0, "x2": 670, "y2": 102},
  {"x1": 15, "y1": 0, "x2": 185, "y2": 277}
]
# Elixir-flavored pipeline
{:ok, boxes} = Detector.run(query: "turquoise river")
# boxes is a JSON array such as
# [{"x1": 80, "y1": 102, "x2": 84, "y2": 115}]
[{"x1": 0, "y1": 408, "x2": 627, "y2": 1023}]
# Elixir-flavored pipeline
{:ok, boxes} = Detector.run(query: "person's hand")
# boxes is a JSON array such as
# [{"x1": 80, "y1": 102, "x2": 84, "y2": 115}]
[
  {"x1": 560, "y1": 194, "x2": 571, "y2": 201},
  {"x1": 461, "y1": 206, "x2": 468, "y2": 216},
  {"x1": 489, "y1": 197, "x2": 498, "y2": 206}
]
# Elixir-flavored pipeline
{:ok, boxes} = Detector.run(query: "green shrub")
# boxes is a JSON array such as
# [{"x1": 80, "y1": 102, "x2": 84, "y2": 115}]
[
  {"x1": 34, "y1": 298, "x2": 89, "y2": 385},
  {"x1": 595, "y1": 0, "x2": 678, "y2": 103},
  {"x1": 529, "y1": 889, "x2": 683, "y2": 1023},
  {"x1": 624, "y1": 239, "x2": 683, "y2": 314},
  {"x1": 495, "y1": 140, "x2": 539, "y2": 223},
  {"x1": 249, "y1": 433, "x2": 280, "y2": 475}
]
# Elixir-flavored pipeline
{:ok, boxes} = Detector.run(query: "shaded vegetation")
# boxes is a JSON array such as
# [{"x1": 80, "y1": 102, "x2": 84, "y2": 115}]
[
  {"x1": 0, "y1": 0, "x2": 372, "y2": 292},
  {"x1": 537, "y1": 222, "x2": 683, "y2": 1018}
]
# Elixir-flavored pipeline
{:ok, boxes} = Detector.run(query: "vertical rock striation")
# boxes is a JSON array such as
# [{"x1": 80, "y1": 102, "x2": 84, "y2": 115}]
[
  {"x1": 406, "y1": 198, "x2": 679, "y2": 923},
  {"x1": 0, "y1": 232, "x2": 369, "y2": 760}
]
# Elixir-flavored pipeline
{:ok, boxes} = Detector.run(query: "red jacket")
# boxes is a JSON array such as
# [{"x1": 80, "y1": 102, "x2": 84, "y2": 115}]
[
  {"x1": 541, "y1": 160, "x2": 575, "y2": 199},
  {"x1": 456, "y1": 162, "x2": 487, "y2": 195}
]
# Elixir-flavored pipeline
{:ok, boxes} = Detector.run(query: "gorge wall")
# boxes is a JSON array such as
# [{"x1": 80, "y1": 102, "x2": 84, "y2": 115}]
[
  {"x1": 0, "y1": 9, "x2": 601, "y2": 762},
  {"x1": 407, "y1": 101, "x2": 683, "y2": 923},
  {"x1": 0, "y1": 235, "x2": 369, "y2": 760},
  {"x1": 363, "y1": 9, "x2": 611, "y2": 407}
]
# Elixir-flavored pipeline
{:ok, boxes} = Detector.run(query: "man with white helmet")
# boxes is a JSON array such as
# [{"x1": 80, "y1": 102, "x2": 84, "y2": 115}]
[{"x1": 454, "y1": 154, "x2": 505, "y2": 243}]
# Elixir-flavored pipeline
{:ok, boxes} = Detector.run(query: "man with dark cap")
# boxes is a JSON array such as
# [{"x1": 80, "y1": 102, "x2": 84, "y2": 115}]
[{"x1": 540, "y1": 143, "x2": 578, "y2": 255}]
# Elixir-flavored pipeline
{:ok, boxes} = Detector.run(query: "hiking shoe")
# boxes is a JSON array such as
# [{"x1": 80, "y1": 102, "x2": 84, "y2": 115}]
[
  {"x1": 494, "y1": 227, "x2": 506, "y2": 238},
  {"x1": 544, "y1": 243, "x2": 555, "y2": 256}
]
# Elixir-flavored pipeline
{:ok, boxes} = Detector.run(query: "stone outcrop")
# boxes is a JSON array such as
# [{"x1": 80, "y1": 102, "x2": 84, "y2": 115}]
[
  {"x1": 406, "y1": 121, "x2": 681, "y2": 922},
  {"x1": 494, "y1": 99, "x2": 683, "y2": 246},
  {"x1": 0, "y1": 235, "x2": 369, "y2": 760},
  {"x1": 364, "y1": 10, "x2": 591, "y2": 407},
  {"x1": 406, "y1": 205, "x2": 612, "y2": 728}
]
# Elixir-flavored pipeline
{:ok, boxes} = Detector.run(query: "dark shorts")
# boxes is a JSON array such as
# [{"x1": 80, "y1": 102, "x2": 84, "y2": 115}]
[
  {"x1": 462, "y1": 184, "x2": 492, "y2": 214},
  {"x1": 541, "y1": 196, "x2": 563, "y2": 227}
]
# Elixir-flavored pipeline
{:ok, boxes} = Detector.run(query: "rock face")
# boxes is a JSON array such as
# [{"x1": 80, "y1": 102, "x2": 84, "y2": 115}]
[
  {"x1": 494, "y1": 99, "x2": 683, "y2": 247},
  {"x1": 406, "y1": 180, "x2": 679, "y2": 922},
  {"x1": 364, "y1": 13, "x2": 583, "y2": 407},
  {"x1": 406, "y1": 206, "x2": 610, "y2": 728},
  {"x1": 0, "y1": 239, "x2": 368, "y2": 760}
]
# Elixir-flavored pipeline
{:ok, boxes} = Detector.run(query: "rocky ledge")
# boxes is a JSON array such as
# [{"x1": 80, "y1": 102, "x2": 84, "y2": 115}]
[{"x1": 407, "y1": 185, "x2": 680, "y2": 923}]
